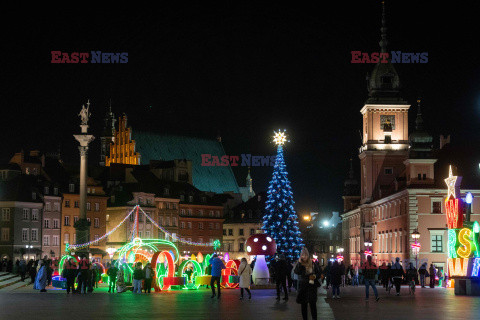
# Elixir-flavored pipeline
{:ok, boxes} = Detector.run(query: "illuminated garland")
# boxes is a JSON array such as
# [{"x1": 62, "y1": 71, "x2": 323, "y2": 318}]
[
  {"x1": 138, "y1": 206, "x2": 215, "y2": 247},
  {"x1": 68, "y1": 207, "x2": 135, "y2": 250}
]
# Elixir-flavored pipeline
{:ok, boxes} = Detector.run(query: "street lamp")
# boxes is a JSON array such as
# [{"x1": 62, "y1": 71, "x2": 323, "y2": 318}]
[
  {"x1": 336, "y1": 247, "x2": 344, "y2": 261},
  {"x1": 364, "y1": 241, "x2": 373, "y2": 257},
  {"x1": 25, "y1": 245, "x2": 33, "y2": 259},
  {"x1": 411, "y1": 230, "x2": 421, "y2": 268},
  {"x1": 322, "y1": 221, "x2": 330, "y2": 227}
]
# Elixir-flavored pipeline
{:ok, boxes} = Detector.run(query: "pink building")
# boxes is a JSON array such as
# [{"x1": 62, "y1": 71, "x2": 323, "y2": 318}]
[{"x1": 341, "y1": 6, "x2": 480, "y2": 275}]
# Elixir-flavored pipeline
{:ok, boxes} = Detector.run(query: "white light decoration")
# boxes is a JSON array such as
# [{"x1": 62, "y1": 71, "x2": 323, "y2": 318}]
[
  {"x1": 266, "y1": 237, "x2": 272, "y2": 242},
  {"x1": 445, "y1": 165, "x2": 460, "y2": 199},
  {"x1": 254, "y1": 238, "x2": 258, "y2": 242},
  {"x1": 262, "y1": 245, "x2": 267, "y2": 250},
  {"x1": 247, "y1": 246, "x2": 251, "y2": 252},
  {"x1": 273, "y1": 130, "x2": 287, "y2": 146}
]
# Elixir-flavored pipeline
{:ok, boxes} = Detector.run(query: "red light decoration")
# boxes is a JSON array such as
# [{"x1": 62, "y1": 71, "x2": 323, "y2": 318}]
[
  {"x1": 151, "y1": 250, "x2": 175, "y2": 291},
  {"x1": 221, "y1": 259, "x2": 240, "y2": 289},
  {"x1": 445, "y1": 198, "x2": 463, "y2": 229}
]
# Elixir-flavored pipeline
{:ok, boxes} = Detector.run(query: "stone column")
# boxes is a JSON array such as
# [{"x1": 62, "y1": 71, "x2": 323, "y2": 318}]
[{"x1": 74, "y1": 121, "x2": 95, "y2": 257}]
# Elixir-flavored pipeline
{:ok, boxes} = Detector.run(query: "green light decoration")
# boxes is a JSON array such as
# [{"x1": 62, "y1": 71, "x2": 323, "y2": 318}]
[
  {"x1": 178, "y1": 259, "x2": 204, "y2": 290},
  {"x1": 213, "y1": 240, "x2": 221, "y2": 250},
  {"x1": 58, "y1": 254, "x2": 79, "y2": 277},
  {"x1": 448, "y1": 229, "x2": 457, "y2": 259}
]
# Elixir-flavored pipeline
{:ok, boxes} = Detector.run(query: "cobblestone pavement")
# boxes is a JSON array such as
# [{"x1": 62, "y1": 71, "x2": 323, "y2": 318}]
[{"x1": 1, "y1": 283, "x2": 479, "y2": 320}]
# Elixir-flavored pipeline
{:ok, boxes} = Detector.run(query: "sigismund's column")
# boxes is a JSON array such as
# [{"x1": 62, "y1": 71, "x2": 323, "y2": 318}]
[{"x1": 73, "y1": 100, "x2": 95, "y2": 258}]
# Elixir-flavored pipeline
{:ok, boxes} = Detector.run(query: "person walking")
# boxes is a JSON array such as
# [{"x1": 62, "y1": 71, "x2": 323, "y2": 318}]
[
  {"x1": 379, "y1": 262, "x2": 388, "y2": 288},
  {"x1": 237, "y1": 258, "x2": 252, "y2": 300},
  {"x1": 331, "y1": 260, "x2": 342, "y2": 299},
  {"x1": 33, "y1": 260, "x2": 48, "y2": 292},
  {"x1": 352, "y1": 264, "x2": 359, "y2": 286},
  {"x1": 116, "y1": 266, "x2": 127, "y2": 293},
  {"x1": 429, "y1": 264, "x2": 437, "y2": 288},
  {"x1": 274, "y1": 254, "x2": 289, "y2": 301},
  {"x1": 406, "y1": 262, "x2": 417, "y2": 294},
  {"x1": 418, "y1": 263, "x2": 427, "y2": 288},
  {"x1": 64, "y1": 258, "x2": 77, "y2": 294},
  {"x1": 294, "y1": 247, "x2": 321, "y2": 320},
  {"x1": 107, "y1": 262, "x2": 118, "y2": 293},
  {"x1": 209, "y1": 254, "x2": 225, "y2": 299},
  {"x1": 133, "y1": 262, "x2": 144, "y2": 293},
  {"x1": 363, "y1": 255, "x2": 380, "y2": 302},
  {"x1": 144, "y1": 264, "x2": 153, "y2": 293},
  {"x1": 339, "y1": 261, "x2": 346, "y2": 287},
  {"x1": 391, "y1": 257, "x2": 405, "y2": 296}
]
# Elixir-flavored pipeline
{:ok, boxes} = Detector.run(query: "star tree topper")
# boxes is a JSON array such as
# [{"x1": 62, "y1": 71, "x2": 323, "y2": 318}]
[
  {"x1": 444, "y1": 165, "x2": 462, "y2": 199},
  {"x1": 273, "y1": 129, "x2": 288, "y2": 146}
]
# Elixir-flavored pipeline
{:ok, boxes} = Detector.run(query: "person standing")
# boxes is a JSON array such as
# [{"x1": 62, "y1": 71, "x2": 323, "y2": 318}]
[
  {"x1": 65, "y1": 258, "x2": 77, "y2": 294},
  {"x1": 107, "y1": 262, "x2": 118, "y2": 293},
  {"x1": 116, "y1": 266, "x2": 127, "y2": 293},
  {"x1": 294, "y1": 247, "x2": 321, "y2": 320},
  {"x1": 391, "y1": 258, "x2": 405, "y2": 296},
  {"x1": 363, "y1": 255, "x2": 380, "y2": 302},
  {"x1": 379, "y1": 263, "x2": 388, "y2": 288},
  {"x1": 19, "y1": 258, "x2": 27, "y2": 282},
  {"x1": 331, "y1": 260, "x2": 342, "y2": 299},
  {"x1": 325, "y1": 261, "x2": 332, "y2": 289},
  {"x1": 205, "y1": 263, "x2": 212, "y2": 289},
  {"x1": 209, "y1": 254, "x2": 225, "y2": 298},
  {"x1": 274, "y1": 254, "x2": 289, "y2": 301},
  {"x1": 33, "y1": 260, "x2": 47, "y2": 292},
  {"x1": 429, "y1": 264, "x2": 437, "y2": 288},
  {"x1": 133, "y1": 262, "x2": 144, "y2": 293},
  {"x1": 353, "y1": 264, "x2": 359, "y2": 286},
  {"x1": 418, "y1": 263, "x2": 427, "y2": 288},
  {"x1": 339, "y1": 261, "x2": 346, "y2": 287},
  {"x1": 29, "y1": 260, "x2": 37, "y2": 284},
  {"x1": 237, "y1": 258, "x2": 252, "y2": 300},
  {"x1": 144, "y1": 264, "x2": 153, "y2": 293}
]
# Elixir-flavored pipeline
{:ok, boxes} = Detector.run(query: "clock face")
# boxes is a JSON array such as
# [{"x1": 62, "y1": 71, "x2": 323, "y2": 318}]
[{"x1": 380, "y1": 115, "x2": 395, "y2": 130}]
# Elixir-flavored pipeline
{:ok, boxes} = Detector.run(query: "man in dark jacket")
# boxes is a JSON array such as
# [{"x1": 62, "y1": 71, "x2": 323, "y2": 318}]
[
  {"x1": 209, "y1": 254, "x2": 226, "y2": 298},
  {"x1": 64, "y1": 258, "x2": 77, "y2": 294},
  {"x1": 391, "y1": 257, "x2": 405, "y2": 296},
  {"x1": 363, "y1": 255, "x2": 380, "y2": 301},
  {"x1": 107, "y1": 262, "x2": 118, "y2": 293},
  {"x1": 274, "y1": 254, "x2": 289, "y2": 301}
]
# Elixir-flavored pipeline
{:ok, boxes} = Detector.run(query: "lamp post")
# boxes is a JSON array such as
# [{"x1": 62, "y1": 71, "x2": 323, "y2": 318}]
[
  {"x1": 466, "y1": 192, "x2": 473, "y2": 222},
  {"x1": 411, "y1": 230, "x2": 421, "y2": 269}
]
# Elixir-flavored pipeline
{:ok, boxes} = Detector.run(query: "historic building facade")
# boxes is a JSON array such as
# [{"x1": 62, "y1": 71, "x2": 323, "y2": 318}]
[
  {"x1": 105, "y1": 114, "x2": 141, "y2": 166},
  {"x1": 341, "y1": 5, "x2": 480, "y2": 275}
]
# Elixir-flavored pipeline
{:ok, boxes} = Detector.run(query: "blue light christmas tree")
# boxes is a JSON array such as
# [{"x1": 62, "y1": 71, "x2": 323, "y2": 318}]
[{"x1": 263, "y1": 130, "x2": 303, "y2": 261}]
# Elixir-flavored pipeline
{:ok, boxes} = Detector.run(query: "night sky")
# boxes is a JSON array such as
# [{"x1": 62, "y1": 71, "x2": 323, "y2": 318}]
[{"x1": 3, "y1": 2, "x2": 480, "y2": 215}]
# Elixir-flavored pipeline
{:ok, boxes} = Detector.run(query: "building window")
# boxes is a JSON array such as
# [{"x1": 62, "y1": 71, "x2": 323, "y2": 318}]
[
  {"x1": 166, "y1": 217, "x2": 170, "y2": 226},
  {"x1": 180, "y1": 209, "x2": 185, "y2": 215},
  {"x1": 216, "y1": 211, "x2": 221, "y2": 217},
  {"x1": 187, "y1": 222, "x2": 192, "y2": 229},
  {"x1": 228, "y1": 229, "x2": 233, "y2": 236},
  {"x1": 95, "y1": 203, "x2": 100, "y2": 211},
  {"x1": 215, "y1": 223, "x2": 220, "y2": 230},
  {"x1": 384, "y1": 168, "x2": 393, "y2": 175},
  {"x1": 198, "y1": 210, "x2": 203, "y2": 216},
  {"x1": 188, "y1": 209, "x2": 192, "y2": 216},
  {"x1": 250, "y1": 228, "x2": 255, "y2": 235},
  {"x1": 159, "y1": 216, "x2": 164, "y2": 226},
  {"x1": 74, "y1": 216, "x2": 79, "y2": 224},
  {"x1": 74, "y1": 201, "x2": 79, "y2": 208},
  {"x1": 239, "y1": 229, "x2": 244, "y2": 236},
  {"x1": 199, "y1": 222, "x2": 204, "y2": 230},
  {"x1": 87, "y1": 218, "x2": 91, "y2": 223},
  {"x1": 23, "y1": 208, "x2": 30, "y2": 220},
  {"x1": 65, "y1": 200, "x2": 70, "y2": 208},
  {"x1": 173, "y1": 217, "x2": 177, "y2": 226},
  {"x1": 2, "y1": 228, "x2": 10, "y2": 241},
  {"x1": 31, "y1": 229, "x2": 38, "y2": 241},
  {"x1": 209, "y1": 223, "x2": 214, "y2": 230},
  {"x1": 209, "y1": 210, "x2": 214, "y2": 217},
  {"x1": 53, "y1": 187, "x2": 58, "y2": 195},
  {"x1": 432, "y1": 201, "x2": 442, "y2": 214},
  {"x1": 1, "y1": 208, "x2": 11, "y2": 221},
  {"x1": 53, "y1": 219, "x2": 59, "y2": 229},
  {"x1": 223, "y1": 229, "x2": 226, "y2": 236},
  {"x1": 146, "y1": 231, "x2": 150, "y2": 238},
  {"x1": 32, "y1": 209, "x2": 38, "y2": 221},
  {"x1": 54, "y1": 203, "x2": 60, "y2": 211},
  {"x1": 180, "y1": 222, "x2": 185, "y2": 229},
  {"x1": 44, "y1": 187, "x2": 49, "y2": 194},
  {"x1": 94, "y1": 235, "x2": 99, "y2": 241},
  {"x1": 43, "y1": 235, "x2": 50, "y2": 246},
  {"x1": 64, "y1": 216, "x2": 70, "y2": 226},
  {"x1": 44, "y1": 219, "x2": 50, "y2": 229},
  {"x1": 239, "y1": 243, "x2": 245, "y2": 252},
  {"x1": 94, "y1": 218, "x2": 99, "y2": 228},
  {"x1": 69, "y1": 184, "x2": 75, "y2": 193},
  {"x1": 22, "y1": 228, "x2": 29, "y2": 241},
  {"x1": 431, "y1": 235, "x2": 443, "y2": 252},
  {"x1": 64, "y1": 233, "x2": 70, "y2": 244},
  {"x1": 45, "y1": 202, "x2": 51, "y2": 211},
  {"x1": 86, "y1": 202, "x2": 91, "y2": 211},
  {"x1": 189, "y1": 196, "x2": 193, "y2": 202},
  {"x1": 53, "y1": 235, "x2": 59, "y2": 246}
]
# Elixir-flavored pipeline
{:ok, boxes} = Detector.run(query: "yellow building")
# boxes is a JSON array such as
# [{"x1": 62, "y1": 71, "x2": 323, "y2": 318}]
[{"x1": 106, "y1": 114, "x2": 140, "y2": 166}]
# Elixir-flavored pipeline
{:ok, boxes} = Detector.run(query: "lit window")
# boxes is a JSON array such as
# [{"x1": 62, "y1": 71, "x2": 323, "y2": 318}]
[{"x1": 431, "y1": 235, "x2": 443, "y2": 252}]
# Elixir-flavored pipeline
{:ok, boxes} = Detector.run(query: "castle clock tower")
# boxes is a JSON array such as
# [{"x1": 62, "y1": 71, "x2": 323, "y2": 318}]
[{"x1": 359, "y1": 2, "x2": 410, "y2": 203}]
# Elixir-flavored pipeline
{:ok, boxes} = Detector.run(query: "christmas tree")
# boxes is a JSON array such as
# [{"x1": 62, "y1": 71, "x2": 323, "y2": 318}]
[{"x1": 263, "y1": 130, "x2": 303, "y2": 261}]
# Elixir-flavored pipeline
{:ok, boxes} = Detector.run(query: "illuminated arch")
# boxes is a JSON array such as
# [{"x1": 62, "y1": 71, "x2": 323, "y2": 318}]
[{"x1": 178, "y1": 259, "x2": 204, "y2": 290}]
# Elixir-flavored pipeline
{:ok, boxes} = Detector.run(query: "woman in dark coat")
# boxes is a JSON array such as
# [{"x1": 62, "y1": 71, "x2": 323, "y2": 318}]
[
  {"x1": 294, "y1": 247, "x2": 321, "y2": 320},
  {"x1": 330, "y1": 261, "x2": 342, "y2": 298}
]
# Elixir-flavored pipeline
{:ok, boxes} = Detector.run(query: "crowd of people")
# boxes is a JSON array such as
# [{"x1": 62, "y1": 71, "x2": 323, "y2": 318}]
[{"x1": 1, "y1": 256, "x2": 56, "y2": 292}]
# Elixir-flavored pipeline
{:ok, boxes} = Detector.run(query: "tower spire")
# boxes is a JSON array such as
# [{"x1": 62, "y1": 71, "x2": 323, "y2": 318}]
[
  {"x1": 379, "y1": 1, "x2": 388, "y2": 53},
  {"x1": 415, "y1": 98, "x2": 424, "y2": 131}
]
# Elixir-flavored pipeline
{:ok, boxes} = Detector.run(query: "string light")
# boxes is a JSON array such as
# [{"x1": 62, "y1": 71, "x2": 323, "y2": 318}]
[
  {"x1": 448, "y1": 258, "x2": 468, "y2": 277},
  {"x1": 457, "y1": 228, "x2": 473, "y2": 258}
]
